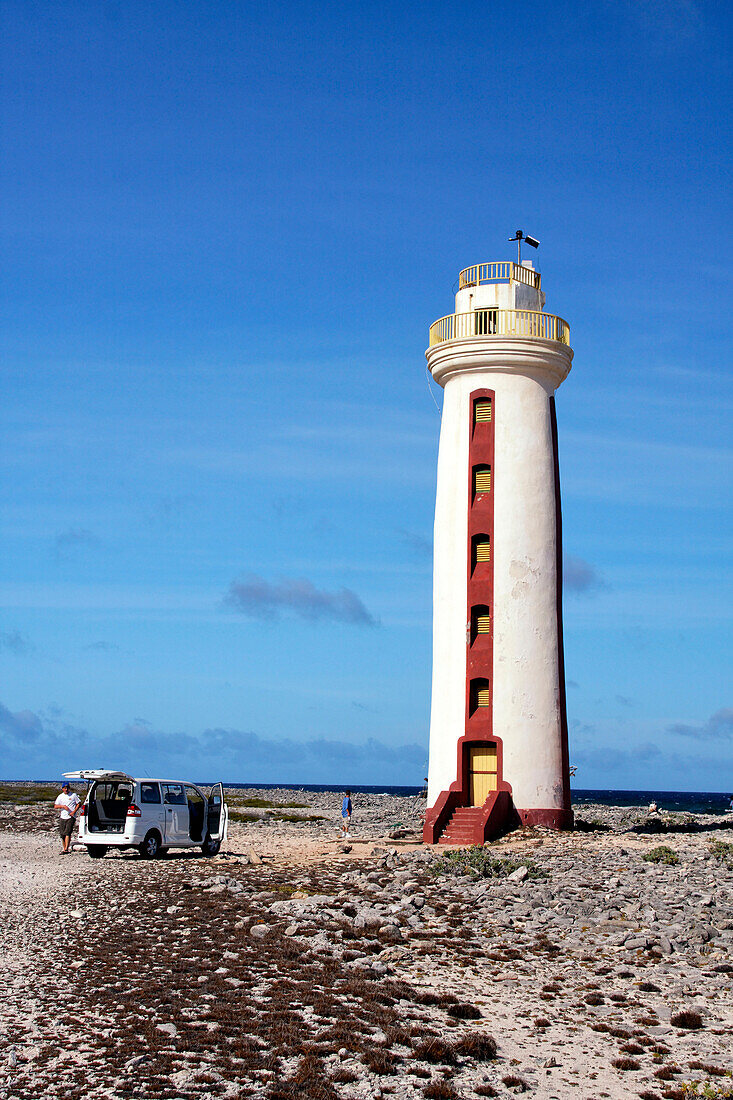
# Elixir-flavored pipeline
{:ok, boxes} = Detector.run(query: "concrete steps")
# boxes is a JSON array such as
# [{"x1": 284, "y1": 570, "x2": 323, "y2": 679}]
[{"x1": 438, "y1": 806, "x2": 483, "y2": 845}]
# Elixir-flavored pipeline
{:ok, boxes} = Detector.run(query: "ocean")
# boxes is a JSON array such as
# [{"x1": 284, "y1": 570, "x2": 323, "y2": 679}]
[{"x1": 572, "y1": 788, "x2": 733, "y2": 815}]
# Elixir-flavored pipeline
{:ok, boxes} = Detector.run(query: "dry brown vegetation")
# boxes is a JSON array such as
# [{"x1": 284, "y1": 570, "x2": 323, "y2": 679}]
[{"x1": 4, "y1": 845, "x2": 510, "y2": 1099}]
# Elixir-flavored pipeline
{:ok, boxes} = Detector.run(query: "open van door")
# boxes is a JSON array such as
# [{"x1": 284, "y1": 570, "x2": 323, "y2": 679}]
[{"x1": 207, "y1": 782, "x2": 228, "y2": 843}]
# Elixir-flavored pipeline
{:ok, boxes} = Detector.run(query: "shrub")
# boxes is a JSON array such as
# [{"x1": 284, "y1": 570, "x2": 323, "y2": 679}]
[
  {"x1": 454, "y1": 1033, "x2": 497, "y2": 1061},
  {"x1": 676, "y1": 1081, "x2": 733, "y2": 1098},
  {"x1": 417, "y1": 991, "x2": 459, "y2": 1007},
  {"x1": 423, "y1": 1082, "x2": 460, "y2": 1100},
  {"x1": 670, "y1": 1011, "x2": 704, "y2": 1030},
  {"x1": 363, "y1": 1048, "x2": 400, "y2": 1075},
  {"x1": 383, "y1": 1025, "x2": 414, "y2": 1049},
  {"x1": 0, "y1": 784, "x2": 59, "y2": 803},
  {"x1": 634, "y1": 812, "x2": 698, "y2": 835},
  {"x1": 642, "y1": 846, "x2": 680, "y2": 865},
  {"x1": 574, "y1": 817, "x2": 611, "y2": 832},
  {"x1": 331, "y1": 1069, "x2": 358, "y2": 1084},
  {"x1": 446, "y1": 1003, "x2": 481, "y2": 1020},
  {"x1": 235, "y1": 797, "x2": 308, "y2": 808},
  {"x1": 709, "y1": 841, "x2": 733, "y2": 868},
  {"x1": 688, "y1": 1063, "x2": 729, "y2": 1078},
  {"x1": 429, "y1": 847, "x2": 545, "y2": 880},
  {"x1": 412, "y1": 1038, "x2": 458, "y2": 1065},
  {"x1": 613, "y1": 1058, "x2": 641, "y2": 1070},
  {"x1": 269, "y1": 813, "x2": 328, "y2": 823},
  {"x1": 501, "y1": 1076, "x2": 528, "y2": 1092}
]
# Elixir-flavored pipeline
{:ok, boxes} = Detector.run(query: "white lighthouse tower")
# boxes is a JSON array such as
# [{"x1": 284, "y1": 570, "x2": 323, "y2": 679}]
[{"x1": 423, "y1": 252, "x2": 574, "y2": 845}]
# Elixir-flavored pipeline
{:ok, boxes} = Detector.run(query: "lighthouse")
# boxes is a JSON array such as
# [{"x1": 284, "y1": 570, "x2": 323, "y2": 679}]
[{"x1": 423, "y1": 254, "x2": 574, "y2": 845}]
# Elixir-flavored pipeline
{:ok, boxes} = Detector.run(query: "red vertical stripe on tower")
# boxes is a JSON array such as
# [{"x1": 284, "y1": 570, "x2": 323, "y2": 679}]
[{"x1": 465, "y1": 390, "x2": 495, "y2": 741}]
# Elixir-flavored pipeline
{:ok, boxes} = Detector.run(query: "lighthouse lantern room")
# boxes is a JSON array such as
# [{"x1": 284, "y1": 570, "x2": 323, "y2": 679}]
[{"x1": 423, "y1": 257, "x2": 574, "y2": 845}]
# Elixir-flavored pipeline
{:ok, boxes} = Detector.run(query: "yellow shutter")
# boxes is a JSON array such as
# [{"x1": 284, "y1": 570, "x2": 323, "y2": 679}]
[
  {"x1": 476, "y1": 612, "x2": 491, "y2": 634},
  {"x1": 474, "y1": 467, "x2": 491, "y2": 493},
  {"x1": 476, "y1": 686, "x2": 491, "y2": 707},
  {"x1": 474, "y1": 400, "x2": 492, "y2": 423},
  {"x1": 474, "y1": 539, "x2": 490, "y2": 562}
]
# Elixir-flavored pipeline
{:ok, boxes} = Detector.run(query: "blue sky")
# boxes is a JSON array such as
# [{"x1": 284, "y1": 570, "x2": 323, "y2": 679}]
[{"x1": 1, "y1": 0, "x2": 731, "y2": 789}]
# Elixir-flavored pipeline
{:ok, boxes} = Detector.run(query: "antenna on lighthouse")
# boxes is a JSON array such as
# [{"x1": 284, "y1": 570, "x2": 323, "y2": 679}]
[{"x1": 508, "y1": 230, "x2": 540, "y2": 266}]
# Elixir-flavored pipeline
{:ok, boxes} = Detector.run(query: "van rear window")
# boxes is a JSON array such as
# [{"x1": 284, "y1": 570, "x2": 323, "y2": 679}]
[
  {"x1": 140, "y1": 782, "x2": 161, "y2": 804},
  {"x1": 93, "y1": 781, "x2": 133, "y2": 802}
]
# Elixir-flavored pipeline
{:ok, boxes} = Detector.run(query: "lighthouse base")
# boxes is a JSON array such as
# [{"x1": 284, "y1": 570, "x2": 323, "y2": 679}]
[
  {"x1": 516, "y1": 807, "x2": 574, "y2": 830},
  {"x1": 423, "y1": 793, "x2": 573, "y2": 845}
]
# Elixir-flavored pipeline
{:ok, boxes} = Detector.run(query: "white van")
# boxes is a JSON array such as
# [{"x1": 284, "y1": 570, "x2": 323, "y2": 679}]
[{"x1": 63, "y1": 771, "x2": 228, "y2": 859}]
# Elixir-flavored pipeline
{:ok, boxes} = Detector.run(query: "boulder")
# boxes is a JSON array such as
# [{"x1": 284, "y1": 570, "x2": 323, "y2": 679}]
[
  {"x1": 354, "y1": 907, "x2": 384, "y2": 930},
  {"x1": 269, "y1": 894, "x2": 336, "y2": 917}
]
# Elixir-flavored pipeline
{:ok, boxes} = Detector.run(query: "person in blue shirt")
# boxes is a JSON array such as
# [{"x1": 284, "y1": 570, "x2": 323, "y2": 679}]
[{"x1": 341, "y1": 791, "x2": 352, "y2": 838}]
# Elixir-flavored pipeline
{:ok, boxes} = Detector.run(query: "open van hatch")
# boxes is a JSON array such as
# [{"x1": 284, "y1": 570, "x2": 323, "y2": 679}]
[
  {"x1": 84, "y1": 776, "x2": 136, "y2": 834},
  {"x1": 64, "y1": 770, "x2": 134, "y2": 783}
]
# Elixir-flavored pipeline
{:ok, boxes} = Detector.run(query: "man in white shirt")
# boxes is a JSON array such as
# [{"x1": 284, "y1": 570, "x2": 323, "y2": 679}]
[{"x1": 54, "y1": 782, "x2": 81, "y2": 854}]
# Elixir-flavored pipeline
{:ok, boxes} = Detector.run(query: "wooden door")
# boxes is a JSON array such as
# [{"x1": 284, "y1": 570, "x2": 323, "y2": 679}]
[{"x1": 469, "y1": 744, "x2": 498, "y2": 806}]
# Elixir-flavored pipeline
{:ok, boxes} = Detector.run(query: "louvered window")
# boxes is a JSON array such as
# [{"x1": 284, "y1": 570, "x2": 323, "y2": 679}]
[
  {"x1": 476, "y1": 611, "x2": 491, "y2": 634},
  {"x1": 471, "y1": 535, "x2": 491, "y2": 573},
  {"x1": 471, "y1": 606, "x2": 491, "y2": 643},
  {"x1": 470, "y1": 679, "x2": 491, "y2": 712},
  {"x1": 473, "y1": 466, "x2": 491, "y2": 494},
  {"x1": 474, "y1": 399, "x2": 492, "y2": 423},
  {"x1": 474, "y1": 538, "x2": 490, "y2": 562}
]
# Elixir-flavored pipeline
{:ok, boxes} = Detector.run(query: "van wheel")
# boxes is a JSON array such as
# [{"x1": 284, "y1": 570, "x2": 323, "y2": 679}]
[
  {"x1": 87, "y1": 845, "x2": 107, "y2": 859},
  {"x1": 139, "y1": 831, "x2": 162, "y2": 859},
  {"x1": 201, "y1": 835, "x2": 221, "y2": 857}
]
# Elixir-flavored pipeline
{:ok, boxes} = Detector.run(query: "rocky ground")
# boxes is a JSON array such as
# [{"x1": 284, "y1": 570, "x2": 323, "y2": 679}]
[{"x1": 0, "y1": 788, "x2": 732, "y2": 1099}]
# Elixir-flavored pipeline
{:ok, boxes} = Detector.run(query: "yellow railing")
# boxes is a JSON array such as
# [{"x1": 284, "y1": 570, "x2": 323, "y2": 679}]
[
  {"x1": 458, "y1": 262, "x2": 541, "y2": 291},
  {"x1": 428, "y1": 309, "x2": 570, "y2": 347}
]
